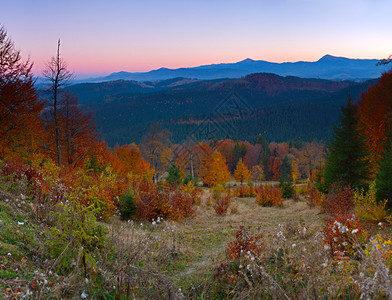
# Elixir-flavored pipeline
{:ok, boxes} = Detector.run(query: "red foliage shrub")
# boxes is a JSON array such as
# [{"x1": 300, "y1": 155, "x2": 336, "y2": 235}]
[
  {"x1": 213, "y1": 189, "x2": 232, "y2": 215},
  {"x1": 323, "y1": 213, "x2": 367, "y2": 258},
  {"x1": 135, "y1": 182, "x2": 195, "y2": 221},
  {"x1": 1, "y1": 160, "x2": 43, "y2": 191},
  {"x1": 179, "y1": 182, "x2": 202, "y2": 205},
  {"x1": 226, "y1": 226, "x2": 263, "y2": 260},
  {"x1": 234, "y1": 184, "x2": 256, "y2": 198},
  {"x1": 255, "y1": 184, "x2": 283, "y2": 207},
  {"x1": 0, "y1": 160, "x2": 67, "y2": 221},
  {"x1": 306, "y1": 185, "x2": 325, "y2": 208},
  {"x1": 215, "y1": 226, "x2": 263, "y2": 282},
  {"x1": 323, "y1": 185, "x2": 354, "y2": 216}
]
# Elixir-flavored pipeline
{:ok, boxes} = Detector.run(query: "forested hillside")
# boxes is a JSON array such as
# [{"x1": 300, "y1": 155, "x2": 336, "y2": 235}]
[{"x1": 68, "y1": 74, "x2": 376, "y2": 145}]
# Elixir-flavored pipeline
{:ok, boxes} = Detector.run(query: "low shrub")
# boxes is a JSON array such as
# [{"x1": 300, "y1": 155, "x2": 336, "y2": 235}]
[
  {"x1": 255, "y1": 185, "x2": 283, "y2": 207},
  {"x1": 215, "y1": 226, "x2": 263, "y2": 284},
  {"x1": 179, "y1": 181, "x2": 202, "y2": 205},
  {"x1": 354, "y1": 181, "x2": 392, "y2": 223},
  {"x1": 136, "y1": 182, "x2": 195, "y2": 221},
  {"x1": 322, "y1": 185, "x2": 354, "y2": 216},
  {"x1": 119, "y1": 190, "x2": 136, "y2": 220},
  {"x1": 306, "y1": 184, "x2": 325, "y2": 208},
  {"x1": 323, "y1": 213, "x2": 367, "y2": 258},
  {"x1": 47, "y1": 202, "x2": 107, "y2": 275},
  {"x1": 211, "y1": 184, "x2": 225, "y2": 201},
  {"x1": 213, "y1": 188, "x2": 232, "y2": 216},
  {"x1": 234, "y1": 183, "x2": 256, "y2": 198},
  {"x1": 295, "y1": 184, "x2": 310, "y2": 196},
  {"x1": 279, "y1": 178, "x2": 294, "y2": 199},
  {"x1": 0, "y1": 159, "x2": 67, "y2": 222}
]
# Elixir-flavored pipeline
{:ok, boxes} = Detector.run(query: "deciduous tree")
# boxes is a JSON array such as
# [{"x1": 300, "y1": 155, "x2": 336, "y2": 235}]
[
  {"x1": 358, "y1": 70, "x2": 392, "y2": 174},
  {"x1": 0, "y1": 25, "x2": 44, "y2": 158},
  {"x1": 298, "y1": 142, "x2": 324, "y2": 182},
  {"x1": 201, "y1": 150, "x2": 231, "y2": 186},
  {"x1": 58, "y1": 92, "x2": 96, "y2": 167},
  {"x1": 290, "y1": 158, "x2": 300, "y2": 183},
  {"x1": 251, "y1": 164, "x2": 265, "y2": 182},
  {"x1": 140, "y1": 124, "x2": 172, "y2": 182},
  {"x1": 114, "y1": 143, "x2": 142, "y2": 173},
  {"x1": 234, "y1": 158, "x2": 250, "y2": 185}
]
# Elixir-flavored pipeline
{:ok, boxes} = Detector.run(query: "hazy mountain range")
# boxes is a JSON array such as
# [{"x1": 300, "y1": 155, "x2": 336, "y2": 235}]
[{"x1": 77, "y1": 55, "x2": 385, "y2": 83}]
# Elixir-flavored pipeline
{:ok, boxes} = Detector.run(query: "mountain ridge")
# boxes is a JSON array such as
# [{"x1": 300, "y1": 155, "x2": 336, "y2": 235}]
[{"x1": 77, "y1": 55, "x2": 385, "y2": 83}]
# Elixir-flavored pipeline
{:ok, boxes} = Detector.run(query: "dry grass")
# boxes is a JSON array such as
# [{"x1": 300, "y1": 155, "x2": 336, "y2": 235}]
[
  {"x1": 97, "y1": 187, "x2": 324, "y2": 297},
  {"x1": 3, "y1": 178, "x2": 392, "y2": 299},
  {"x1": 164, "y1": 188, "x2": 323, "y2": 287}
]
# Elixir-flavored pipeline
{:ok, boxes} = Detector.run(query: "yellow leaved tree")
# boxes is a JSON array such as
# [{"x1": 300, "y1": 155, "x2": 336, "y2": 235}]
[
  {"x1": 234, "y1": 158, "x2": 251, "y2": 185},
  {"x1": 201, "y1": 150, "x2": 231, "y2": 186}
]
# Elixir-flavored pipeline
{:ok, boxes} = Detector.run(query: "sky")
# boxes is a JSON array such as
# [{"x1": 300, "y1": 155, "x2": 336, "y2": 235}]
[{"x1": 2, "y1": 0, "x2": 392, "y2": 78}]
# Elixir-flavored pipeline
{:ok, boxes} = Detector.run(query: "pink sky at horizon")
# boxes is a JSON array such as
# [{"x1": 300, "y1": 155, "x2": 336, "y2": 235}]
[
  {"x1": 29, "y1": 49, "x2": 388, "y2": 79},
  {"x1": 2, "y1": 0, "x2": 392, "y2": 78}
]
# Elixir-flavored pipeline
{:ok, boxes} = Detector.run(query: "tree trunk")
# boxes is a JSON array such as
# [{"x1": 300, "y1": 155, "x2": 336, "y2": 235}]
[{"x1": 54, "y1": 40, "x2": 62, "y2": 166}]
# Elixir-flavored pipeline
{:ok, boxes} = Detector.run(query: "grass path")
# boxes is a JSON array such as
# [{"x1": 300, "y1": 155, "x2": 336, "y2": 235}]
[{"x1": 170, "y1": 188, "x2": 324, "y2": 286}]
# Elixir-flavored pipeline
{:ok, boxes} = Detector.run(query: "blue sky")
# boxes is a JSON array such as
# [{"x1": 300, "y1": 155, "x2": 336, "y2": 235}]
[{"x1": 2, "y1": 0, "x2": 392, "y2": 77}]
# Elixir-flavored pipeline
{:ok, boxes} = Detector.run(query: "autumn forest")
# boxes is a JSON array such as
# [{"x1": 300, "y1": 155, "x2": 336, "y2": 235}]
[{"x1": 2, "y1": 20, "x2": 392, "y2": 299}]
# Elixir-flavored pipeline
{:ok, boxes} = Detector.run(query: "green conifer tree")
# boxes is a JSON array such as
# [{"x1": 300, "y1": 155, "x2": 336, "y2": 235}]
[
  {"x1": 322, "y1": 97, "x2": 370, "y2": 191},
  {"x1": 280, "y1": 155, "x2": 292, "y2": 180},
  {"x1": 167, "y1": 163, "x2": 182, "y2": 186}
]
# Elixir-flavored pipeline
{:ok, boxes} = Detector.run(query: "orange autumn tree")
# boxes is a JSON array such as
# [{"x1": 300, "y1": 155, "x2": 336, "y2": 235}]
[
  {"x1": 201, "y1": 150, "x2": 231, "y2": 186},
  {"x1": 234, "y1": 158, "x2": 250, "y2": 185},
  {"x1": 133, "y1": 158, "x2": 154, "y2": 181},
  {"x1": 114, "y1": 143, "x2": 154, "y2": 181},
  {"x1": 358, "y1": 70, "x2": 392, "y2": 174},
  {"x1": 114, "y1": 143, "x2": 142, "y2": 173},
  {"x1": 0, "y1": 26, "x2": 44, "y2": 159},
  {"x1": 42, "y1": 92, "x2": 97, "y2": 167},
  {"x1": 86, "y1": 141, "x2": 127, "y2": 175},
  {"x1": 59, "y1": 92, "x2": 97, "y2": 167},
  {"x1": 269, "y1": 157, "x2": 281, "y2": 181},
  {"x1": 140, "y1": 124, "x2": 172, "y2": 182}
]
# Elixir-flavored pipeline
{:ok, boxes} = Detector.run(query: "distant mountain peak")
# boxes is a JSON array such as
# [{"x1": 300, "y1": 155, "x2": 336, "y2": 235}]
[
  {"x1": 318, "y1": 54, "x2": 349, "y2": 62},
  {"x1": 156, "y1": 67, "x2": 170, "y2": 71},
  {"x1": 239, "y1": 58, "x2": 256, "y2": 63}
]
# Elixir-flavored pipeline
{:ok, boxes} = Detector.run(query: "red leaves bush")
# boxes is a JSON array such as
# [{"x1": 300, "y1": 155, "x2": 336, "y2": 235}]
[
  {"x1": 0, "y1": 160, "x2": 68, "y2": 221},
  {"x1": 213, "y1": 189, "x2": 232, "y2": 215},
  {"x1": 323, "y1": 214, "x2": 367, "y2": 258},
  {"x1": 306, "y1": 185, "x2": 325, "y2": 208},
  {"x1": 321, "y1": 185, "x2": 367, "y2": 258},
  {"x1": 255, "y1": 185, "x2": 283, "y2": 207},
  {"x1": 226, "y1": 226, "x2": 263, "y2": 260},
  {"x1": 322, "y1": 185, "x2": 354, "y2": 216},
  {"x1": 135, "y1": 181, "x2": 195, "y2": 221},
  {"x1": 234, "y1": 184, "x2": 256, "y2": 198},
  {"x1": 215, "y1": 226, "x2": 263, "y2": 282},
  {"x1": 1, "y1": 160, "x2": 44, "y2": 197}
]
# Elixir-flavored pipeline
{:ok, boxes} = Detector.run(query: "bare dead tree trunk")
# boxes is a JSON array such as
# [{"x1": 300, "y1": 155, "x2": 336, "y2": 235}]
[
  {"x1": 190, "y1": 152, "x2": 194, "y2": 180},
  {"x1": 54, "y1": 40, "x2": 61, "y2": 166},
  {"x1": 43, "y1": 39, "x2": 72, "y2": 166}
]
